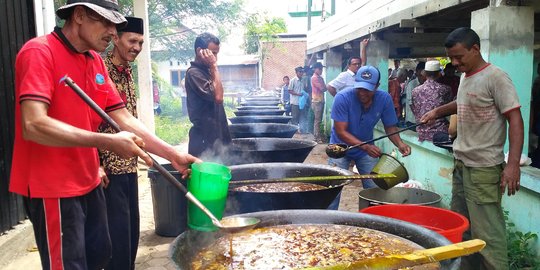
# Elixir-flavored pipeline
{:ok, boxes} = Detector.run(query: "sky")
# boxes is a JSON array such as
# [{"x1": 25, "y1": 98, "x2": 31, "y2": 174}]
[{"x1": 220, "y1": 0, "x2": 349, "y2": 56}]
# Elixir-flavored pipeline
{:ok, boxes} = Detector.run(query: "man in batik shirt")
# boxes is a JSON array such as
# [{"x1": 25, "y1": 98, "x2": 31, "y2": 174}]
[
  {"x1": 411, "y1": 60, "x2": 452, "y2": 142},
  {"x1": 98, "y1": 17, "x2": 145, "y2": 270}
]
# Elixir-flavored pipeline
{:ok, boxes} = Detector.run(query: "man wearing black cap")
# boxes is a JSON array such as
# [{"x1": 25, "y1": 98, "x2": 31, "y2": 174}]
[
  {"x1": 9, "y1": 2, "x2": 199, "y2": 269},
  {"x1": 98, "y1": 16, "x2": 145, "y2": 270}
]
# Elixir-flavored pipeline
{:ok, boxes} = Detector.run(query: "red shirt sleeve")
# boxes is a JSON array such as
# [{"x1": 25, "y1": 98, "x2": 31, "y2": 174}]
[{"x1": 16, "y1": 44, "x2": 55, "y2": 105}]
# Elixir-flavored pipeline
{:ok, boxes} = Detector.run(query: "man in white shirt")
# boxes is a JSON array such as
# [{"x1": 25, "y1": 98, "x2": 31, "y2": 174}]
[{"x1": 327, "y1": 39, "x2": 369, "y2": 96}]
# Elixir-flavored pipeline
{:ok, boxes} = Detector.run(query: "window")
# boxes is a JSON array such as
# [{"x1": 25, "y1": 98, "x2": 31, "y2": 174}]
[{"x1": 170, "y1": 70, "x2": 186, "y2": 87}]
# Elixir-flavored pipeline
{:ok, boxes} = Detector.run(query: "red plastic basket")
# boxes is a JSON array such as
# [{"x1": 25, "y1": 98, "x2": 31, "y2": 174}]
[{"x1": 360, "y1": 204, "x2": 469, "y2": 243}]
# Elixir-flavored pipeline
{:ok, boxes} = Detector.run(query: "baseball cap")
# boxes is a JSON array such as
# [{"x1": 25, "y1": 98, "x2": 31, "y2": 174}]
[
  {"x1": 353, "y1": 65, "x2": 380, "y2": 91},
  {"x1": 295, "y1": 66, "x2": 304, "y2": 72},
  {"x1": 425, "y1": 60, "x2": 441, "y2": 72},
  {"x1": 56, "y1": 0, "x2": 127, "y2": 27}
]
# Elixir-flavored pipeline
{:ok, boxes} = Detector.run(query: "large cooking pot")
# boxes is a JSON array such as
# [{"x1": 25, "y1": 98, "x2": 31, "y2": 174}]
[
  {"x1": 244, "y1": 97, "x2": 280, "y2": 102},
  {"x1": 359, "y1": 187, "x2": 442, "y2": 210},
  {"x1": 241, "y1": 100, "x2": 281, "y2": 106},
  {"x1": 228, "y1": 115, "x2": 292, "y2": 124},
  {"x1": 169, "y1": 210, "x2": 460, "y2": 269},
  {"x1": 233, "y1": 109, "x2": 285, "y2": 116},
  {"x1": 236, "y1": 106, "x2": 280, "y2": 110},
  {"x1": 228, "y1": 123, "x2": 297, "y2": 138},
  {"x1": 225, "y1": 138, "x2": 317, "y2": 165},
  {"x1": 225, "y1": 163, "x2": 352, "y2": 214}
]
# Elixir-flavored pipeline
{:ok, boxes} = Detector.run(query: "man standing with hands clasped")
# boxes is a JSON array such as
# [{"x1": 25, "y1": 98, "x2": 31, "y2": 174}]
[
  {"x1": 9, "y1": 1, "x2": 199, "y2": 269},
  {"x1": 421, "y1": 27, "x2": 523, "y2": 270},
  {"x1": 98, "y1": 16, "x2": 147, "y2": 270}
]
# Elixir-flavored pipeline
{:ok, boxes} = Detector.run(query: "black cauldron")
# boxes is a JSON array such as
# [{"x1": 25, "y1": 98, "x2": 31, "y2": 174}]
[
  {"x1": 228, "y1": 116, "x2": 292, "y2": 124},
  {"x1": 236, "y1": 106, "x2": 280, "y2": 110},
  {"x1": 225, "y1": 163, "x2": 352, "y2": 214},
  {"x1": 225, "y1": 138, "x2": 316, "y2": 165},
  {"x1": 233, "y1": 109, "x2": 285, "y2": 116},
  {"x1": 169, "y1": 210, "x2": 460, "y2": 270},
  {"x1": 228, "y1": 123, "x2": 297, "y2": 138},
  {"x1": 244, "y1": 96, "x2": 280, "y2": 102},
  {"x1": 240, "y1": 101, "x2": 280, "y2": 106}
]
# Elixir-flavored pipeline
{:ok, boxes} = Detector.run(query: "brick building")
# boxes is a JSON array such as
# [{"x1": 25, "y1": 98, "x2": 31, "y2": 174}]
[{"x1": 261, "y1": 34, "x2": 306, "y2": 92}]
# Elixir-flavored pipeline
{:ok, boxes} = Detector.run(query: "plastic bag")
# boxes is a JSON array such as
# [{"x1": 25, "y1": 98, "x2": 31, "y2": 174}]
[
  {"x1": 395, "y1": 179, "x2": 424, "y2": 189},
  {"x1": 299, "y1": 90, "x2": 309, "y2": 110}
]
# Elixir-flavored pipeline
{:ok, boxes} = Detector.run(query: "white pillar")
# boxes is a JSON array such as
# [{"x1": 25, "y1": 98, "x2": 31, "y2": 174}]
[
  {"x1": 365, "y1": 39, "x2": 389, "y2": 91},
  {"x1": 323, "y1": 49, "x2": 342, "y2": 135},
  {"x1": 34, "y1": 0, "x2": 56, "y2": 36},
  {"x1": 133, "y1": 0, "x2": 155, "y2": 133}
]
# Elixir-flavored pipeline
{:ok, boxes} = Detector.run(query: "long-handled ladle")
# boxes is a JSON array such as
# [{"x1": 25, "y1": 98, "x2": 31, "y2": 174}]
[
  {"x1": 62, "y1": 76, "x2": 259, "y2": 233},
  {"x1": 326, "y1": 123, "x2": 424, "y2": 159}
]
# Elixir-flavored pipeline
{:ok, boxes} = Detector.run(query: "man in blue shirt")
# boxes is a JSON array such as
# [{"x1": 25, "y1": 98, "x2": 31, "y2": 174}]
[{"x1": 329, "y1": 66, "x2": 412, "y2": 192}]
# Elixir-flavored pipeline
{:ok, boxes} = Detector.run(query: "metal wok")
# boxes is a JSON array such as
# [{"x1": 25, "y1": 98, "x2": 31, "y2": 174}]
[
  {"x1": 236, "y1": 106, "x2": 280, "y2": 110},
  {"x1": 224, "y1": 163, "x2": 352, "y2": 214},
  {"x1": 244, "y1": 97, "x2": 280, "y2": 102},
  {"x1": 240, "y1": 100, "x2": 281, "y2": 106},
  {"x1": 169, "y1": 210, "x2": 460, "y2": 270},
  {"x1": 233, "y1": 109, "x2": 285, "y2": 116},
  {"x1": 228, "y1": 123, "x2": 297, "y2": 138},
  {"x1": 228, "y1": 115, "x2": 292, "y2": 124},
  {"x1": 225, "y1": 138, "x2": 316, "y2": 165}
]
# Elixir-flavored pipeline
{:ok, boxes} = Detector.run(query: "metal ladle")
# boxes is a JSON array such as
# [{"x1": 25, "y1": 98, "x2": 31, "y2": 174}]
[
  {"x1": 326, "y1": 123, "x2": 424, "y2": 159},
  {"x1": 62, "y1": 76, "x2": 260, "y2": 233}
]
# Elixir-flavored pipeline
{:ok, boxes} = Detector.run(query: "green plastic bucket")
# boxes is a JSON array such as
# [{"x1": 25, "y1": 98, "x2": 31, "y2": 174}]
[{"x1": 187, "y1": 162, "x2": 231, "y2": 231}]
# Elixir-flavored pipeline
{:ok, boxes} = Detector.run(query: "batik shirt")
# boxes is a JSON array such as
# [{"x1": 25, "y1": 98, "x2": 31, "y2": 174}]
[
  {"x1": 98, "y1": 52, "x2": 139, "y2": 175},
  {"x1": 411, "y1": 79, "x2": 453, "y2": 142}
]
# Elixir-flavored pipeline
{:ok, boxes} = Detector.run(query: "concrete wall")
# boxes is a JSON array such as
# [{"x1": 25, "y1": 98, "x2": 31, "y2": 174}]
[{"x1": 261, "y1": 40, "x2": 306, "y2": 91}]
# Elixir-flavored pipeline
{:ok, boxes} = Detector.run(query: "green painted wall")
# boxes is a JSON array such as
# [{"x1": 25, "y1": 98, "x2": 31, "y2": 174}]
[{"x1": 489, "y1": 49, "x2": 533, "y2": 154}]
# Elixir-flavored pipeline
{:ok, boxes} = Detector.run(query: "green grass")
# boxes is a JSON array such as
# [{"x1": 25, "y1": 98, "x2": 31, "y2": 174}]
[
  {"x1": 155, "y1": 115, "x2": 191, "y2": 145},
  {"x1": 154, "y1": 94, "x2": 237, "y2": 145}
]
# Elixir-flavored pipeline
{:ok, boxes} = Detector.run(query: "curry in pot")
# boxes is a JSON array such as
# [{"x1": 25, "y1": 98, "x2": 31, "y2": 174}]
[
  {"x1": 191, "y1": 224, "x2": 439, "y2": 270},
  {"x1": 231, "y1": 182, "x2": 326, "y2": 192}
]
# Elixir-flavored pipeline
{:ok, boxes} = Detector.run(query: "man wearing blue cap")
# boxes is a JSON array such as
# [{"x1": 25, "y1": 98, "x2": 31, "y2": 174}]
[
  {"x1": 98, "y1": 16, "x2": 145, "y2": 270},
  {"x1": 329, "y1": 66, "x2": 411, "y2": 193}
]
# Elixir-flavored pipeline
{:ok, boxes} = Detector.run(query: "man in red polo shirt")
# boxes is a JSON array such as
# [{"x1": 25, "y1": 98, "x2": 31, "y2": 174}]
[{"x1": 10, "y1": 1, "x2": 199, "y2": 269}]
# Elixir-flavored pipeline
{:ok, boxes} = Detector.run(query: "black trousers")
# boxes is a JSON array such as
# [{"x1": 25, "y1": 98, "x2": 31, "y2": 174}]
[
  {"x1": 103, "y1": 173, "x2": 140, "y2": 270},
  {"x1": 25, "y1": 186, "x2": 112, "y2": 270}
]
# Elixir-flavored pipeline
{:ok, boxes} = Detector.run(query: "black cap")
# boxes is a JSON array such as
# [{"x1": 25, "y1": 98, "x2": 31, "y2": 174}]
[
  {"x1": 295, "y1": 66, "x2": 304, "y2": 72},
  {"x1": 119, "y1": 16, "x2": 144, "y2": 34},
  {"x1": 311, "y1": 62, "x2": 324, "y2": 69}
]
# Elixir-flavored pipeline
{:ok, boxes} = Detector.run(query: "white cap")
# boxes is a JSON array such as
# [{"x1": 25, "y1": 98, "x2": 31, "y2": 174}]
[{"x1": 425, "y1": 60, "x2": 441, "y2": 72}]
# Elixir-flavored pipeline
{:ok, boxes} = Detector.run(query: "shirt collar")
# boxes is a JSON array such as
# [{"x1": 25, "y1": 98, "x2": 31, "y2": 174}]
[
  {"x1": 107, "y1": 51, "x2": 132, "y2": 74},
  {"x1": 346, "y1": 69, "x2": 355, "y2": 76},
  {"x1": 52, "y1": 26, "x2": 94, "y2": 59}
]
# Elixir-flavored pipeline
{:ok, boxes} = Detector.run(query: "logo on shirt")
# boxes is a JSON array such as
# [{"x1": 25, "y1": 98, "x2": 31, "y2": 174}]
[
  {"x1": 360, "y1": 71, "x2": 372, "y2": 80},
  {"x1": 95, "y1": 73, "x2": 105, "y2": 85}
]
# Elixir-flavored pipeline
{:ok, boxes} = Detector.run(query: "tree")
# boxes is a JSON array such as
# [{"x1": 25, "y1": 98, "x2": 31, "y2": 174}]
[
  {"x1": 54, "y1": 0, "x2": 245, "y2": 63},
  {"x1": 243, "y1": 14, "x2": 287, "y2": 55}
]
